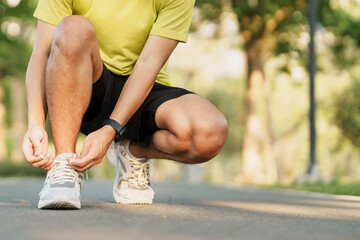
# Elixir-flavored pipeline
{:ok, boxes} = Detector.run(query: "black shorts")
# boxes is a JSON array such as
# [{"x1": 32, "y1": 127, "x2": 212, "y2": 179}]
[{"x1": 80, "y1": 64, "x2": 193, "y2": 147}]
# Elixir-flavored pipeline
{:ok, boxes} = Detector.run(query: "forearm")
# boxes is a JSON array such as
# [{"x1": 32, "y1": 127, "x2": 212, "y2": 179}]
[
  {"x1": 106, "y1": 35, "x2": 178, "y2": 139},
  {"x1": 109, "y1": 60, "x2": 159, "y2": 126},
  {"x1": 25, "y1": 51, "x2": 49, "y2": 128}
]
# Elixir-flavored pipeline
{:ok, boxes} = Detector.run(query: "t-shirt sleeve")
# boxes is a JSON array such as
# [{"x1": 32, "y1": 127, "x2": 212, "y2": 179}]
[
  {"x1": 33, "y1": 0, "x2": 73, "y2": 26},
  {"x1": 150, "y1": 0, "x2": 195, "y2": 43}
]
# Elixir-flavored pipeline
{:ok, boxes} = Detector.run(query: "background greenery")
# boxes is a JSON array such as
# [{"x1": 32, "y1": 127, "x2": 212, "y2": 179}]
[{"x1": 1, "y1": 0, "x2": 360, "y2": 195}]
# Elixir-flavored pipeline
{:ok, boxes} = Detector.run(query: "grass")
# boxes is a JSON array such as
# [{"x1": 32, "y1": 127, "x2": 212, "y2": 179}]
[
  {"x1": 276, "y1": 181, "x2": 360, "y2": 196},
  {"x1": 0, "y1": 160, "x2": 102, "y2": 178},
  {"x1": 0, "y1": 161, "x2": 47, "y2": 178}
]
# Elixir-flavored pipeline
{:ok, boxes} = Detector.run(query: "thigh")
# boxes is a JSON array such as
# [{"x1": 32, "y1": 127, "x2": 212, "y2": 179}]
[
  {"x1": 131, "y1": 83, "x2": 193, "y2": 146},
  {"x1": 155, "y1": 93, "x2": 226, "y2": 135}
]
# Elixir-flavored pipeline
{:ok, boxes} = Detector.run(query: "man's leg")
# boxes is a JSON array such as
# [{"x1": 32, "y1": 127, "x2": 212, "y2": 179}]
[
  {"x1": 108, "y1": 93, "x2": 227, "y2": 204},
  {"x1": 129, "y1": 94, "x2": 228, "y2": 163},
  {"x1": 45, "y1": 16, "x2": 103, "y2": 155},
  {"x1": 38, "y1": 16, "x2": 103, "y2": 209}
]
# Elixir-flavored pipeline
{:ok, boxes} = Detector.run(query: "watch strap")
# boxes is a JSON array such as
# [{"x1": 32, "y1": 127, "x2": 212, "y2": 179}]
[{"x1": 102, "y1": 118, "x2": 126, "y2": 142}]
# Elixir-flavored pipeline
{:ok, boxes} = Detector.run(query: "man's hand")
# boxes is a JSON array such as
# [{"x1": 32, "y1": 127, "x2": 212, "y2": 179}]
[
  {"x1": 69, "y1": 125, "x2": 116, "y2": 172},
  {"x1": 21, "y1": 125, "x2": 55, "y2": 170}
]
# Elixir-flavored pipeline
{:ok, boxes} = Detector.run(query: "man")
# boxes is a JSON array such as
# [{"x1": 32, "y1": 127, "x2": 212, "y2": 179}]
[{"x1": 21, "y1": 0, "x2": 228, "y2": 209}]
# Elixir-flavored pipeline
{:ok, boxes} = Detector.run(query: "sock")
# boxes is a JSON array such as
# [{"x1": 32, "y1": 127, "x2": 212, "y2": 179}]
[
  {"x1": 55, "y1": 152, "x2": 75, "y2": 161},
  {"x1": 124, "y1": 140, "x2": 142, "y2": 161}
]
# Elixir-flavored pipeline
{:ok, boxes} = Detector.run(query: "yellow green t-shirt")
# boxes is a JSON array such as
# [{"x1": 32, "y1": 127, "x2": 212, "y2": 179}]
[{"x1": 33, "y1": 0, "x2": 195, "y2": 85}]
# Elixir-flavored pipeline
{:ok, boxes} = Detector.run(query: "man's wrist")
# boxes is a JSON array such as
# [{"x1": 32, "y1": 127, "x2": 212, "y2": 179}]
[
  {"x1": 102, "y1": 125, "x2": 117, "y2": 140},
  {"x1": 28, "y1": 113, "x2": 46, "y2": 128},
  {"x1": 28, "y1": 119, "x2": 46, "y2": 128},
  {"x1": 102, "y1": 118, "x2": 126, "y2": 142}
]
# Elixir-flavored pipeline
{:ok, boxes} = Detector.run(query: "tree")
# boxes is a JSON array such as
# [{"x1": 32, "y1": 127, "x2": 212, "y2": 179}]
[
  {"x1": 196, "y1": 0, "x2": 308, "y2": 183},
  {"x1": 195, "y1": 0, "x2": 360, "y2": 184},
  {"x1": 0, "y1": 0, "x2": 36, "y2": 162}
]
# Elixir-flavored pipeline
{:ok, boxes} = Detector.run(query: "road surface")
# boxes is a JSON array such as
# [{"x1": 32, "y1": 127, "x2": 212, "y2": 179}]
[{"x1": 1, "y1": 178, "x2": 360, "y2": 240}]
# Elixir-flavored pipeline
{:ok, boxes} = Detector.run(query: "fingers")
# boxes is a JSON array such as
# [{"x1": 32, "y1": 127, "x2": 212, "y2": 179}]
[
  {"x1": 26, "y1": 154, "x2": 43, "y2": 164},
  {"x1": 23, "y1": 152, "x2": 42, "y2": 164},
  {"x1": 68, "y1": 142, "x2": 94, "y2": 171},
  {"x1": 29, "y1": 135, "x2": 42, "y2": 156},
  {"x1": 69, "y1": 152, "x2": 95, "y2": 171},
  {"x1": 32, "y1": 153, "x2": 55, "y2": 169},
  {"x1": 73, "y1": 160, "x2": 98, "y2": 172},
  {"x1": 80, "y1": 143, "x2": 91, "y2": 159},
  {"x1": 69, "y1": 151, "x2": 102, "y2": 172},
  {"x1": 22, "y1": 144, "x2": 43, "y2": 164},
  {"x1": 40, "y1": 135, "x2": 49, "y2": 158},
  {"x1": 22, "y1": 127, "x2": 56, "y2": 171},
  {"x1": 22, "y1": 128, "x2": 49, "y2": 166},
  {"x1": 31, "y1": 154, "x2": 49, "y2": 168},
  {"x1": 39, "y1": 153, "x2": 55, "y2": 170},
  {"x1": 22, "y1": 136, "x2": 36, "y2": 161},
  {"x1": 67, "y1": 131, "x2": 111, "y2": 171}
]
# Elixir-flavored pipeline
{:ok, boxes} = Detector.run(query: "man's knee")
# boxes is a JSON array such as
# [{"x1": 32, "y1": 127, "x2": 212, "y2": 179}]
[
  {"x1": 51, "y1": 16, "x2": 96, "y2": 57},
  {"x1": 188, "y1": 114, "x2": 228, "y2": 164}
]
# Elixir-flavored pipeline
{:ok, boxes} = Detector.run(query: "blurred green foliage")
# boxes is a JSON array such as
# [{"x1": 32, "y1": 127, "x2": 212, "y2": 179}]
[
  {"x1": 332, "y1": 80, "x2": 360, "y2": 148},
  {"x1": 196, "y1": 0, "x2": 360, "y2": 74},
  {"x1": 1, "y1": 77, "x2": 12, "y2": 126},
  {"x1": 193, "y1": 0, "x2": 360, "y2": 185},
  {"x1": 0, "y1": 161, "x2": 46, "y2": 177},
  {"x1": 197, "y1": 0, "x2": 309, "y2": 68},
  {"x1": 0, "y1": 0, "x2": 36, "y2": 165},
  {"x1": 204, "y1": 78, "x2": 246, "y2": 157},
  {"x1": 195, "y1": 0, "x2": 223, "y2": 21},
  {"x1": 283, "y1": 180, "x2": 360, "y2": 196},
  {"x1": 0, "y1": 0, "x2": 35, "y2": 77}
]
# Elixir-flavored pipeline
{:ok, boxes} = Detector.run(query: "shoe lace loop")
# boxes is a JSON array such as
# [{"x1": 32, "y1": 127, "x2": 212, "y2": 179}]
[
  {"x1": 50, "y1": 159, "x2": 77, "y2": 184},
  {"x1": 128, "y1": 159, "x2": 154, "y2": 189}
]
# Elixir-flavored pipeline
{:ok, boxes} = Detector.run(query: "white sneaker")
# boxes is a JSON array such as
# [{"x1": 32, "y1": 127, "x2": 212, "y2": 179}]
[
  {"x1": 38, "y1": 153, "x2": 83, "y2": 209},
  {"x1": 107, "y1": 140, "x2": 154, "y2": 204}
]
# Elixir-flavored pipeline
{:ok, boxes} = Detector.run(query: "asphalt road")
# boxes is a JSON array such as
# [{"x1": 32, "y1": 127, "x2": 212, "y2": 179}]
[{"x1": 1, "y1": 178, "x2": 360, "y2": 240}]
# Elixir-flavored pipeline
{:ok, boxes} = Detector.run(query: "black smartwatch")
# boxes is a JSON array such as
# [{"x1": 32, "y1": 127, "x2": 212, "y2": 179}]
[{"x1": 102, "y1": 118, "x2": 127, "y2": 142}]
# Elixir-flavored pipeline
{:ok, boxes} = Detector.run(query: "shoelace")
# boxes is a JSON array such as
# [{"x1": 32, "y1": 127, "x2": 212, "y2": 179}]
[
  {"x1": 128, "y1": 159, "x2": 154, "y2": 189},
  {"x1": 50, "y1": 159, "x2": 77, "y2": 184}
]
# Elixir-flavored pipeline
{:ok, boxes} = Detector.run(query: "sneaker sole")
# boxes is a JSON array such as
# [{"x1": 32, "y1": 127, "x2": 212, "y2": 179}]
[
  {"x1": 38, "y1": 195, "x2": 81, "y2": 209},
  {"x1": 114, "y1": 195, "x2": 153, "y2": 205}
]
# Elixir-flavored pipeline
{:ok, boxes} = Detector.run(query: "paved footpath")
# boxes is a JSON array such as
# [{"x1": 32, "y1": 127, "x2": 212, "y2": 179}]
[{"x1": 1, "y1": 178, "x2": 360, "y2": 240}]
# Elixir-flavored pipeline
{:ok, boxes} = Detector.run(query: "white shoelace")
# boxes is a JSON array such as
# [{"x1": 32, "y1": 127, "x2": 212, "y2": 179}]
[
  {"x1": 50, "y1": 159, "x2": 77, "y2": 184},
  {"x1": 128, "y1": 159, "x2": 154, "y2": 189}
]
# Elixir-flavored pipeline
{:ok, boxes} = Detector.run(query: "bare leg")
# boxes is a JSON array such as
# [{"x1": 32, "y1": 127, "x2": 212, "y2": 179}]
[
  {"x1": 45, "y1": 16, "x2": 103, "y2": 155},
  {"x1": 129, "y1": 94, "x2": 228, "y2": 164}
]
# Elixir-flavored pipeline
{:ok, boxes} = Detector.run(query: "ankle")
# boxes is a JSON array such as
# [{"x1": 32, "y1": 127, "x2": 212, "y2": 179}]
[{"x1": 126, "y1": 141, "x2": 142, "y2": 159}]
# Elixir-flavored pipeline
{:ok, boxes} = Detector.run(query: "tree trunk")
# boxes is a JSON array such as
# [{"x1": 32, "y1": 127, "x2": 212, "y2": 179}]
[
  {"x1": 264, "y1": 68, "x2": 284, "y2": 184},
  {"x1": 241, "y1": 42, "x2": 277, "y2": 184}
]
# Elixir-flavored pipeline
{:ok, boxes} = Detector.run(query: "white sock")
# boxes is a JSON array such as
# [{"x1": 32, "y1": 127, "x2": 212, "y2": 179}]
[
  {"x1": 55, "y1": 152, "x2": 75, "y2": 161},
  {"x1": 124, "y1": 140, "x2": 142, "y2": 161}
]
